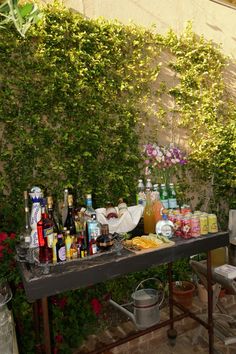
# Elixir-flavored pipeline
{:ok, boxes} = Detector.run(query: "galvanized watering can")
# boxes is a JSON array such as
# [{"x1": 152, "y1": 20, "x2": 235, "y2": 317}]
[{"x1": 109, "y1": 278, "x2": 164, "y2": 330}]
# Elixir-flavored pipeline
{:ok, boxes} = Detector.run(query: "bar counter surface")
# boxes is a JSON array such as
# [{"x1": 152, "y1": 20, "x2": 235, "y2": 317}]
[{"x1": 18, "y1": 231, "x2": 229, "y2": 302}]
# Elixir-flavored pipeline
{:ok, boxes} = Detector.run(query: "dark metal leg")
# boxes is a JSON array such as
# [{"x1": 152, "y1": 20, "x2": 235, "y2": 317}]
[
  {"x1": 168, "y1": 262, "x2": 174, "y2": 328},
  {"x1": 207, "y1": 251, "x2": 214, "y2": 354},
  {"x1": 33, "y1": 301, "x2": 42, "y2": 354},
  {"x1": 41, "y1": 297, "x2": 51, "y2": 354}
]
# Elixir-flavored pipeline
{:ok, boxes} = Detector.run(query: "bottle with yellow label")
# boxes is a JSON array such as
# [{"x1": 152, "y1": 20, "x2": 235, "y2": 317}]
[{"x1": 65, "y1": 230, "x2": 72, "y2": 260}]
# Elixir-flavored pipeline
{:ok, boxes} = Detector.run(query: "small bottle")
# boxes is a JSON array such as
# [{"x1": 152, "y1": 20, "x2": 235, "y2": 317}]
[
  {"x1": 84, "y1": 194, "x2": 96, "y2": 220},
  {"x1": 70, "y1": 236, "x2": 78, "y2": 259},
  {"x1": 117, "y1": 198, "x2": 128, "y2": 217},
  {"x1": 152, "y1": 185, "x2": 163, "y2": 223},
  {"x1": 136, "y1": 179, "x2": 146, "y2": 206},
  {"x1": 52, "y1": 233, "x2": 58, "y2": 264},
  {"x1": 37, "y1": 198, "x2": 53, "y2": 263},
  {"x1": 56, "y1": 234, "x2": 66, "y2": 262},
  {"x1": 64, "y1": 194, "x2": 76, "y2": 236},
  {"x1": 47, "y1": 196, "x2": 60, "y2": 234},
  {"x1": 155, "y1": 213, "x2": 174, "y2": 239},
  {"x1": 145, "y1": 178, "x2": 153, "y2": 193},
  {"x1": 96, "y1": 224, "x2": 113, "y2": 251},
  {"x1": 80, "y1": 236, "x2": 87, "y2": 258},
  {"x1": 168, "y1": 183, "x2": 177, "y2": 210},
  {"x1": 65, "y1": 230, "x2": 72, "y2": 260},
  {"x1": 160, "y1": 184, "x2": 169, "y2": 209},
  {"x1": 143, "y1": 192, "x2": 155, "y2": 234},
  {"x1": 106, "y1": 202, "x2": 118, "y2": 219}
]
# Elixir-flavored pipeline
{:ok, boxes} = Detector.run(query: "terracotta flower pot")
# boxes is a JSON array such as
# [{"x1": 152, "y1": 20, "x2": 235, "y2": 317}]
[{"x1": 172, "y1": 281, "x2": 196, "y2": 309}]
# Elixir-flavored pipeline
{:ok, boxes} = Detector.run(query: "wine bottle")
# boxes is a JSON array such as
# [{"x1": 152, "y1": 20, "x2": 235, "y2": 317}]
[
  {"x1": 64, "y1": 194, "x2": 76, "y2": 236},
  {"x1": 37, "y1": 198, "x2": 53, "y2": 263},
  {"x1": 47, "y1": 196, "x2": 60, "y2": 234},
  {"x1": 22, "y1": 190, "x2": 31, "y2": 247}
]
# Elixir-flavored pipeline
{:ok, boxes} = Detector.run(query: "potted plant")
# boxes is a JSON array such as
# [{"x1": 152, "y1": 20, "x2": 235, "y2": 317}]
[{"x1": 172, "y1": 259, "x2": 196, "y2": 309}]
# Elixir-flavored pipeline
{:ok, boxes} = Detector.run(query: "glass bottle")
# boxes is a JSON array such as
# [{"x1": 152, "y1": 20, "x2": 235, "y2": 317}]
[
  {"x1": 145, "y1": 178, "x2": 153, "y2": 193},
  {"x1": 21, "y1": 190, "x2": 31, "y2": 247},
  {"x1": 56, "y1": 234, "x2": 66, "y2": 262},
  {"x1": 143, "y1": 192, "x2": 155, "y2": 234},
  {"x1": 84, "y1": 194, "x2": 96, "y2": 220},
  {"x1": 29, "y1": 186, "x2": 43, "y2": 248},
  {"x1": 52, "y1": 233, "x2": 58, "y2": 264},
  {"x1": 87, "y1": 214, "x2": 101, "y2": 255},
  {"x1": 160, "y1": 184, "x2": 169, "y2": 210},
  {"x1": 61, "y1": 188, "x2": 69, "y2": 226},
  {"x1": 168, "y1": 183, "x2": 177, "y2": 210},
  {"x1": 155, "y1": 213, "x2": 174, "y2": 239},
  {"x1": 37, "y1": 198, "x2": 53, "y2": 263},
  {"x1": 136, "y1": 179, "x2": 145, "y2": 206},
  {"x1": 64, "y1": 194, "x2": 76, "y2": 236},
  {"x1": 65, "y1": 230, "x2": 72, "y2": 260},
  {"x1": 80, "y1": 234, "x2": 87, "y2": 258},
  {"x1": 152, "y1": 185, "x2": 163, "y2": 223},
  {"x1": 47, "y1": 196, "x2": 60, "y2": 234}
]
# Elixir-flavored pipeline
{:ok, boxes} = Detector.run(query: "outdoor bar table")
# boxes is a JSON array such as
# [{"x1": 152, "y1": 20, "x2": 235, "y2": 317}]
[{"x1": 17, "y1": 231, "x2": 229, "y2": 354}]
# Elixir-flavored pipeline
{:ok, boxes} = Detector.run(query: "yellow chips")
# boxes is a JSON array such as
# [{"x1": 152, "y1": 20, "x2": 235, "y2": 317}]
[{"x1": 125, "y1": 235, "x2": 163, "y2": 250}]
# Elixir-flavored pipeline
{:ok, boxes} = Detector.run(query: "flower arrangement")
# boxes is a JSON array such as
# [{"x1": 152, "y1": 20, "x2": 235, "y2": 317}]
[{"x1": 143, "y1": 143, "x2": 187, "y2": 184}]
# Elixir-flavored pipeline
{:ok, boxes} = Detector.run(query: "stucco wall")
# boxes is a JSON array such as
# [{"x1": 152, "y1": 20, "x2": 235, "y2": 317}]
[{"x1": 63, "y1": 0, "x2": 236, "y2": 60}]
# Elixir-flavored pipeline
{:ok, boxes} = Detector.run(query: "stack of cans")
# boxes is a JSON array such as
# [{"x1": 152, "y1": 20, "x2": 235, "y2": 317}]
[{"x1": 168, "y1": 207, "x2": 218, "y2": 239}]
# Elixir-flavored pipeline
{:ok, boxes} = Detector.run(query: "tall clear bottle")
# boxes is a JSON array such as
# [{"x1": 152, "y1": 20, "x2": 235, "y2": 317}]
[
  {"x1": 21, "y1": 190, "x2": 31, "y2": 247},
  {"x1": 29, "y1": 186, "x2": 43, "y2": 248},
  {"x1": 143, "y1": 192, "x2": 155, "y2": 234},
  {"x1": 136, "y1": 179, "x2": 145, "y2": 206},
  {"x1": 61, "y1": 188, "x2": 69, "y2": 226},
  {"x1": 84, "y1": 194, "x2": 96, "y2": 220}
]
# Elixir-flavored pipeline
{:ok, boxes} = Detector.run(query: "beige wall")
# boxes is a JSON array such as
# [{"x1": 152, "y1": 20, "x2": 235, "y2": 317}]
[{"x1": 63, "y1": 0, "x2": 236, "y2": 60}]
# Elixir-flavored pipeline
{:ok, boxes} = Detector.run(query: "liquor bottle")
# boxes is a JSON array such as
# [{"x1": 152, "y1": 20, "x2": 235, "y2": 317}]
[
  {"x1": 64, "y1": 194, "x2": 76, "y2": 236},
  {"x1": 143, "y1": 192, "x2": 155, "y2": 234},
  {"x1": 160, "y1": 184, "x2": 169, "y2": 209},
  {"x1": 20, "y1": 190, "x2": 31, "y2": 248},
  {"x1": 52, "y1": 233, "x2": 58, "y2": 264},
  {"x1": 80, "y1": 235, "x2": 87, "y2": 258},
  {"x1": 37, "y1": 198, "x2": 53, "y2": 263},
  {"x1": 155, "y1": 213, "x2": 174, "y2": 238},
  {"x1": 152, "y1": 185, "x2": 163, "y2": 223},
  {"x1": 29, "y1": 186, "x2": 43, "y2": 248},
  {"x1": 61, "y1": 188, "x2": 69, "y2": 226},
  {"x1": 84, "y1": 194, "x2": 96, "y2": 220},
  {"x1": 65, "y1": 230, "x2": 72, "y2": 260},
  {"x1": 96, "y1": 224, "x2": 113, "y2": 251},
  {"x1": 136, "y1": 179, "x2": 146, "y2": 206},
  {"x1": 117, "y1": 198, "x2": 128, "y2": 217},
  {"x1": 168, "y1": 183, "x2": 177, "y2": 210},
  {"x1": 75, "y1": 211, "x2": 86, "y2": 234},
  {"x1": 56, "y1": 234, "x2": 66, "y2": 262},
  {"x1": 87, "y1": 214, "x2": 101, "y2": 255},
  {"x1": 70, "y1": 236, "x2": 78, "y2": 259},
  {"x1": 47, "y1": 196, "x2": 60, "y2": 234}
]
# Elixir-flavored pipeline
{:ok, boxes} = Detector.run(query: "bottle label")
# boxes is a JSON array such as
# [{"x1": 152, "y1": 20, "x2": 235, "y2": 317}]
[
  {"x1": 169, "y1": 198, "x2": 177, "y2": 209},
  {"x1": 58, "y1": 246, "x2": 66, "y2": 261},
  {"x1": 161, "y1": 199, "x2": 169, "y2": 209},
  {"x1": 92, "y1": 243, "x2": 97, "y2": 254}
]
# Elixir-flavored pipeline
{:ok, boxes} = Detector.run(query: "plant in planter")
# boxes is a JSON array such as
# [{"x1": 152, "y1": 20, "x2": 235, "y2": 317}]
[{"x1": 172, "y1": 258, "x2": 196, "y2": 309}]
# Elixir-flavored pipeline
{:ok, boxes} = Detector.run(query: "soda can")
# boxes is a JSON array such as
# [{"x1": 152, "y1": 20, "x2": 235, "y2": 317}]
[
  {"x1": 181, "y1": 216, "x2": 192, "y2": 239},
  {"x1": 208, "y1": 214, "x2": 218, "y2": 233},
  {"x1": 200, "y1": 214, "x2": 208, "y2": 235},
  {"x1": 190, "y1": 216, "x2": 201, "y2": 237}
]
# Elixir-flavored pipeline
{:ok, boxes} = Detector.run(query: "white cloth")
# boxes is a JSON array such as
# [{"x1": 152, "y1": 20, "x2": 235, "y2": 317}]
[{"x1": 96, "y1": 205, "x2": 144, "y2": 234}]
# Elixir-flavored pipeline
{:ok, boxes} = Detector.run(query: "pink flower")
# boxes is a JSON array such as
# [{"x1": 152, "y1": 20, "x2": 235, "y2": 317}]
[
  {"x1": 0, "y1": 232, "x2": 8, "y2": 243},
  {"x1": 9, "y1": 233, "x2": 16, "y2": 240},
  {"x1": 91, "y1": 298, "x2": 102, "y2": 316}
]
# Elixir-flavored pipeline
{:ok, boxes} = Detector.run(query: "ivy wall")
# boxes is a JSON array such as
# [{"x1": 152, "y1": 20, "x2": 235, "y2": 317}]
[{"x1": 0, "y1": 2, "x2": 236, "y2": 231}]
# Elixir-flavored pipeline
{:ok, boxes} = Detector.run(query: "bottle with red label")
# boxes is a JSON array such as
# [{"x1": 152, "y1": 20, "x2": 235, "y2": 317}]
[{"x1": 37, "y1": 198, "x2": 53, "y2": 263}]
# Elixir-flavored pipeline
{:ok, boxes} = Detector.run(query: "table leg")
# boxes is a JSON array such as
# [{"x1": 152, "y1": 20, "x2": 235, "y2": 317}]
[
  {"x1": 168, "y1": 262, "x2": 174, "y2": 328},
  {"x1": 207, "y1": 251, "x2": 214, "y2": 354},
  {"x1": 33, "y1": 301, "x2": 42, "y2": 354},
  {"x1": 41, "y1": 297, "x2": 51, "y2": 354}
]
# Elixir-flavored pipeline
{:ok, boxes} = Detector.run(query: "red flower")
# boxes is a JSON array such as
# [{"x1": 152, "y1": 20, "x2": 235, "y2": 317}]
[
  {"x1": 91, "y1": 298, "x2": 102, "y2": 316},
  {"x1": 58, "y1": 297, "x2": 67, "y2": 310},
  {"x1": 9, "y1": 233, "x2": 16, "y2": 240},
  {"x1": 55, "y1": 334, "x2": 63, "y2": 343},
  {"x1": 0, "y1": 232, "x2": 8, "y2": 243}
]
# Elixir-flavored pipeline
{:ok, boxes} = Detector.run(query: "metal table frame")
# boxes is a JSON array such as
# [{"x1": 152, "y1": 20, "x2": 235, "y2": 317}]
[{"x1": 17, "y1": 231, "x2": 229, "y2": 354}]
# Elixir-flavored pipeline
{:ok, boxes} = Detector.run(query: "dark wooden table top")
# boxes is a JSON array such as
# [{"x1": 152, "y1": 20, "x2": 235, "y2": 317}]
[{"x1": 17, "y1": 231, "x2": 229, "y2": 302}]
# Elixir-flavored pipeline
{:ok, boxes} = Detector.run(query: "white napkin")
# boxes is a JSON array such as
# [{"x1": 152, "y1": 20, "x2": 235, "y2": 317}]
[{"x1": 95, "y1": 205, "x2": 144, "y2": 234}]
